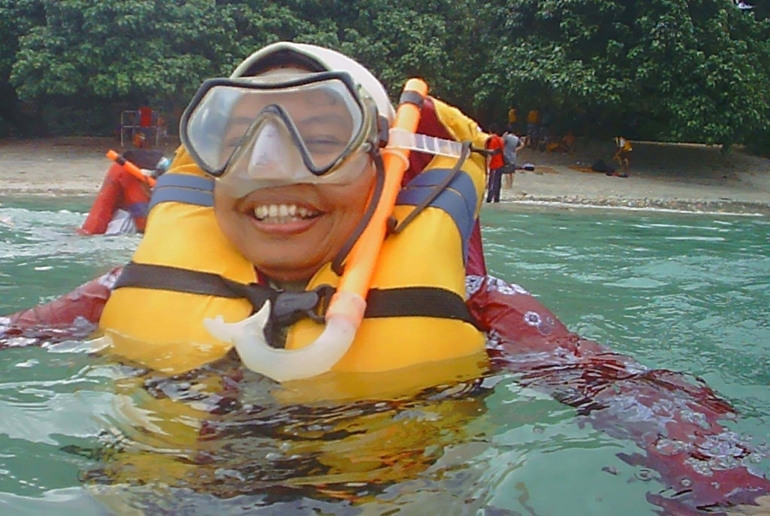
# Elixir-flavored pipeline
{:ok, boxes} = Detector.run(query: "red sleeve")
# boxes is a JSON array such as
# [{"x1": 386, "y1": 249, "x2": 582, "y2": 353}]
[
  {"x1": 468, "y1": 274, "x2": 770, "y2": 512},
  {"x1": 1, "y1": 268, "x2": 120, "y2": 347}
]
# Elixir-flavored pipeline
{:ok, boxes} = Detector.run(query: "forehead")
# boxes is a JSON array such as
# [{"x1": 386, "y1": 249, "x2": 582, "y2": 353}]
[
  {"x1": 237, "y1": 49, "x2": 328, "y2": 77},
  {"x1": 231, "y1": 86, "x2": 348, "y2": 111}
]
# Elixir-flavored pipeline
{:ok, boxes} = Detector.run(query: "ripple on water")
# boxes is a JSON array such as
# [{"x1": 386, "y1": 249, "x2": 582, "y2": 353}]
[{"x1": 604, "y1": 277, "x2": 668, "y2": 289}]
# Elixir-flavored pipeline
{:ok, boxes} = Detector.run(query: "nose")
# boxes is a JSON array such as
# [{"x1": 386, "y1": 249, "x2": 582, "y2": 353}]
[
  {"x1": 240, "y1": 118, "x2": 302, "y2": 183},
  {"x1": 247, "y1": 120, "x2": 288, "y2": 170}
]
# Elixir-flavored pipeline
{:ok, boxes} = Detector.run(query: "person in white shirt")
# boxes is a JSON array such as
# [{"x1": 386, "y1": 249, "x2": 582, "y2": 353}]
[{"x1": 501, "y1": 130, "x2": 525, "y2": 189}]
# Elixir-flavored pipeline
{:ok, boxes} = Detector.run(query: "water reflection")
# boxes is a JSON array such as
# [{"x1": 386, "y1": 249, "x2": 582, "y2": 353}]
[{"x1": 77, "y1": 356, "x2": 497, "y2": 513}]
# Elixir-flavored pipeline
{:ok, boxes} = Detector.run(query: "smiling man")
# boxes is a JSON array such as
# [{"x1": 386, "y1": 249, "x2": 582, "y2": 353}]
[{"x1": 93, "y1": 41, "x2": 489, "y2": 378}]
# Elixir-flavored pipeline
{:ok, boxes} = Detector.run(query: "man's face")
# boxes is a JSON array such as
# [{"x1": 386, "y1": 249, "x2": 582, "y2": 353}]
[
  {"x1": 213, "y1": 163, "x2": 374, "y2": 283},
  {"x1": 210, "y1": 68, "x2": 377, "y2": 282}
]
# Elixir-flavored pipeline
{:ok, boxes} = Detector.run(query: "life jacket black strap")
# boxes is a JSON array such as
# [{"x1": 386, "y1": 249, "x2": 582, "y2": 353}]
[
  {"x1": 364, "y1": 287, "x2": 478, "y2": 327},
  {"x1": 113, "y1": 263, "x2": 478, "y2": 329},
  {"x1": 114, "y1": 262, "x2": 273, "y2": 311}
]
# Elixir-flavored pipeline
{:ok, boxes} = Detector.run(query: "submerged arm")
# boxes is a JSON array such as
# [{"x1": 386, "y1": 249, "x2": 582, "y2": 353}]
[
  {"x1": 0, "y1": 267, "x2": 119, "y2": 348},
  {"x1": 467, "y1": 274, "x2": 770, "y2": 514}
]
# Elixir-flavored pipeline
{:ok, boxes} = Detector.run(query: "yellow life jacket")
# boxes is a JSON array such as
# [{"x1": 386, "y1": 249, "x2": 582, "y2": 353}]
[{"x1": 99, "y1": 98, "x2": 490, "y2": 379}]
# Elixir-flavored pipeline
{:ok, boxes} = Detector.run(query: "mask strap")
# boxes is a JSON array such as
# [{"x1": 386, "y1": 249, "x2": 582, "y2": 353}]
[
  {"x1": 391, "y1": 141, "x2": 471, "y2": 235},
  {"x1": 330, "y1": 149, "x2": 386, "y2": 277}
]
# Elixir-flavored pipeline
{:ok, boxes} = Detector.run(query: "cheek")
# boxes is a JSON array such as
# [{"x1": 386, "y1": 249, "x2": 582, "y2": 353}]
[
  {"x1": 327, "y1": 175, "x2": 374, "y2": 228},
  {"x1": 213, "y1": 189, "x2": 243, "y2": 243}
]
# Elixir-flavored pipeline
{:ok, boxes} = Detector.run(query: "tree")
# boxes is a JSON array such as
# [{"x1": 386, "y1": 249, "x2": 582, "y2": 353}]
[
  {"x1": 475, "y1": 0, "x2": 770, "y2": 147},
  {"x1": 9, "y1": 0, "x2": 241, "y2": 134},
  {"x1": 1, "y1": 0, "x2": 769, "y2": 152},
  {"x1": 0, "y1": 0, "x2": 45, "y2": 136}
]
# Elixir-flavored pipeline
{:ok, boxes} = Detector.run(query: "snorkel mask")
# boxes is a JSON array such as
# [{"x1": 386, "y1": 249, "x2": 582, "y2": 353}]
[
  {"x1": 180, "y1": 71, "x2": 388, "y2": 197},
  {"x1": 181, "y1": 46, "x2": 393, "y2": 198}
]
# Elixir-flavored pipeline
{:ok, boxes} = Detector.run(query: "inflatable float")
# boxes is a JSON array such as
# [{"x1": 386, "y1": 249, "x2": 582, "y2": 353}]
[{"x1": 79, "y1": 149, "x2": 169, "y2": 235}]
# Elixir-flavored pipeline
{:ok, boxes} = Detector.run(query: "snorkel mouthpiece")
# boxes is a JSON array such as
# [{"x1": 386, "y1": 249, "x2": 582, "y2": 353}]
[
  {"x1": 204, "y1": 292, "x2": 365, "y2": 382},
  {"x1": 205, "y1": 78, "x2": 429, "y2": 383},
  {"x1": 203, "y1": 297, "x2": 366, "y2": 382}
]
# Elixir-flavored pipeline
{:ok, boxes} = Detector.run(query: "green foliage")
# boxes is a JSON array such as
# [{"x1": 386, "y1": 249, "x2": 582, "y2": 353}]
[
  {"x1": 0, "y1": 0, "x2": 768, "y2": 153},
  {"x1": 478, "y1": 0, "x2": 770, "y2": 146}
]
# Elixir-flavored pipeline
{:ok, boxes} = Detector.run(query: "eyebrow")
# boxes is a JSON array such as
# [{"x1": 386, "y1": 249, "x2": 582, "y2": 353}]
[
  {"x1": 297, "y1": 113, "x2": 352, "y2": 127},
  {"x1": 227, "y1": 112, "x2": 352, "y2": 132},
  {"x1": 305, "y1": 88, "x2": 343, "y2": 107}
]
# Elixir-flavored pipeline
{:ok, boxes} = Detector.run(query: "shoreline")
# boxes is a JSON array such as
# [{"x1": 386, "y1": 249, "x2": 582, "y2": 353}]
[
  {"x1": 501, "y1": 198, "x2": 770, "y2": 217},
  {"x1": 503, "y1": 193, "x2": 770, "y2": 215},
  {"x1": 1, "y1": 137, "x2": 769, "y2": 216}
]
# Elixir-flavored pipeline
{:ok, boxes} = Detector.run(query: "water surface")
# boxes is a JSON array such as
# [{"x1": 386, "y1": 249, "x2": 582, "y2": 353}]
[{"x1": 0, "y1": 198, "x2": 767, "y2": 515}]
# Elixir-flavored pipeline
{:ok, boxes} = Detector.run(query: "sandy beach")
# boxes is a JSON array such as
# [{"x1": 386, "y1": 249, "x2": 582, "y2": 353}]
[{"x1": 1, "y1": 136, "x2": 769, "y2": 214}]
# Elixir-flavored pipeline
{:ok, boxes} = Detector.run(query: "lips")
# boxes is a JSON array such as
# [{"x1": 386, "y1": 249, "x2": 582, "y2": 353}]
[
  {"x1": 234, "y1": 185, "x2": 327, "y2": 237},
  {"x1": 252, "y1": 203, "x2": 321, "y2": 224}
]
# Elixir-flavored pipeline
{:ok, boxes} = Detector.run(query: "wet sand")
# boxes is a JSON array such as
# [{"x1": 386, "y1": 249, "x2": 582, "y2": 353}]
[{"x1": 1, "y1": 136, "x2": 769, "y2": 214}]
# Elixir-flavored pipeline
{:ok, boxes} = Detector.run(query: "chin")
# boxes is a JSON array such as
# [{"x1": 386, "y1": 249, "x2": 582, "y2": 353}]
[
  {"x1": 259, "y1": 263, "x2": 321, "y2": 283},
  {"x1": 249, "y1": 249, "x2": 325, "y2": 280}
]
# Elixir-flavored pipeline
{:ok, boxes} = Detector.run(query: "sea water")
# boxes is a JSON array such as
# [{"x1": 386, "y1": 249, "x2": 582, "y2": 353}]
[{"x1": 0, "y1": 197, "x2": 768, "y2": 515}]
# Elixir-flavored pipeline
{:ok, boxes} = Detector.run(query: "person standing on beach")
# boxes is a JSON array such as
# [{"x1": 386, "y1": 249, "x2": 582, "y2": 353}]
[
  {"x1": 485, "y1": 124, "x2": 505, "y2": 203},
  {"x1": 501, "y1": 129, "x2": 525, "y2": 190},
  {"x1": 526, "y1": 108, "x2": 540, "y2": 149},
  {"x1": 506, "y1": 106, "x2": 517, "y2": 133},
  {"x1": 613, "y1": 135, "x2": 632, "y2": 171},
  {"x1": 135, "y1": 102, "x2": 155, "y2": 147}
]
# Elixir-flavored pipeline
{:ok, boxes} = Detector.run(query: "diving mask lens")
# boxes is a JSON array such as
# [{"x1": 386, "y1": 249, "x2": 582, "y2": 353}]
[{"x1": 182, "y1": 74, "x2": 371, "y2": 184}]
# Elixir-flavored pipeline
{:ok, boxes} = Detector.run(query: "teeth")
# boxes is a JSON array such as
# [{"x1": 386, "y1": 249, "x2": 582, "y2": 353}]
[{"x1": 253, "y1": 204, "x2": 318, "y2": 223}]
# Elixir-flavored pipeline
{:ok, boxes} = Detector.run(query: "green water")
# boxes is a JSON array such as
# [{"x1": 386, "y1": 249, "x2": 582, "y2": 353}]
[{"x1": 0, "y1": 198, "x2": 768, "y2": 515}]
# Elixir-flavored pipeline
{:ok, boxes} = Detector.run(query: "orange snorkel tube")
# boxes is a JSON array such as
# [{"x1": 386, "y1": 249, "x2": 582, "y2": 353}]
[
  {"x1": 205, "y1": 79, "x2": 430, "y2": 382},
  {"x1": 106, "y1": 149, "x2": 157, "y2": 188},
  {"x1": 326, "y1": 78, "x2": 429, "y2": 326}
]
